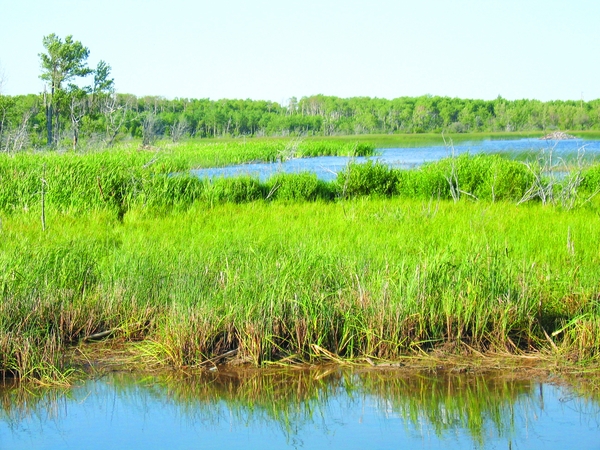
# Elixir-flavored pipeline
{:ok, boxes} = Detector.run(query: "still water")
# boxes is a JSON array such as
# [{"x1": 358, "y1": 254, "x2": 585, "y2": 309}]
[
  {"x1": 191, "y1": 138, "x2": 600, "y2": 182},
  {"x1": 1, "y1": 368, "x2": 598, "y2": 450}
]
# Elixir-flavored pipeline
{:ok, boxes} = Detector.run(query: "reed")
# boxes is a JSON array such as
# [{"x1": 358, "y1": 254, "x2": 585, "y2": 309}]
[
  {"x1": 2, "y1": 196, "x2": 600, "y2": 382},
  {"x1": 2, "y1": 140, "x2": 600, "y2": 382},
  {"x1": 4, "y1": 150, "x2": 600, "y2": 217}
]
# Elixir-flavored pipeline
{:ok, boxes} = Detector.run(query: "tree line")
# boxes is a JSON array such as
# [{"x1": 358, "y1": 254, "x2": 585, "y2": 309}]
[{"x1": 1, "y1": 34, "x2": 599, "y2": 151}]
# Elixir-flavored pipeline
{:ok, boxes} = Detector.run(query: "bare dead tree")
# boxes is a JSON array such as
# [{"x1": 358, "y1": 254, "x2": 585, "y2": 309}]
[
  {"x1": 170, "y1": 118, "x2": 189, "y2": 142},
  {"x1": 442, "y1": 134, "x2": 479, "y2": 203},
  {"x1": 0, "y1": 63, "x2": 8, "y2": 146},
  {"x1": 0, "y1": 111, "x2": 5, "y2": 147},
  {"x1": 0, "y1": 102, "x2": 6, "y2": 148},
  {"x1": 517, "y1": 144, "x2": 592, "y2": 209},
  {"x1": 444, "y1": 152, "x2": 461, "y2": 203},
  {"x1": 558, "y1": 147, "x2": 585, "y2": 210},
  {"x1": 101, "y1": 94, "x2": 130, "y2": 147},
  {"x1": 2, "y1": 108, "x2": 33, "y2": 153},
  {"x1": 278, "y1": 136, "x2": 303, "y2": 162},
  {"x1": 0, "y1": 63, "x2": 5, "y2": 94},
  {"x1": 69, "y1": 93, "x2": 88, "y2": 150},
  {"x1": 142, "y1": 113, "x2": 159, "y2": 147},
  {"x1": 518, "y1": 145, "x2": 559, "y2": 206}
]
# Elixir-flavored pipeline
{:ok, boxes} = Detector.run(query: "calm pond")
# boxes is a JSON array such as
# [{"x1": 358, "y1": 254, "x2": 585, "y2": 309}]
[
  {"x1": 191, "y1": 138, "x2": 600, "y2": 181},
  {"x1": 1, "y1": 368, "x2": 598, "y2": 449}
]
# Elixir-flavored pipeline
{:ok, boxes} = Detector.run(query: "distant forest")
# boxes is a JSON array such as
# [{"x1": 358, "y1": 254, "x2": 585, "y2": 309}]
[
  {"x1": 3, "y1": 33, "x2": 599, "y2": 151},
  {"x1": 1, "y1": 92, "x2": 599, "y2": 150}
]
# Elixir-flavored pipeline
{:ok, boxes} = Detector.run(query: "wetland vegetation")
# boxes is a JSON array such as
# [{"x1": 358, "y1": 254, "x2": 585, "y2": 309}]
[
  {"x1": 1, "y1": 138, "x2": 600, "y2": 384},
  {"x1": 3, "y1": 34, "x2": 600, "y2": 450}
]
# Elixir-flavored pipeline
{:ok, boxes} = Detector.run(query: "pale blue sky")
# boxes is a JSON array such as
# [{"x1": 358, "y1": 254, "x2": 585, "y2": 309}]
[{"x1": 1, "y1": 0, "x2": 598, "y2": 103}]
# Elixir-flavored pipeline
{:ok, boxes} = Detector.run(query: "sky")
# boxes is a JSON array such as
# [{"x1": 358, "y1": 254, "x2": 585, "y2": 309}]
[{"x1": 1, "y1": 0, "x2": 598, "y2": 103}]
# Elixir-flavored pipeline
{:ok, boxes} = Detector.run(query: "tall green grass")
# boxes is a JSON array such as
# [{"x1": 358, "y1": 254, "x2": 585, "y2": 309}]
[
  {"x1": 2, "y1": 198, "x2": 600, "y2": 381},
  {"x1": 3, "y1": 147, "x2": 600, "y2": 217},
  {"x1": 3, "y1": 142, "x2": 600, "y2": 382}
]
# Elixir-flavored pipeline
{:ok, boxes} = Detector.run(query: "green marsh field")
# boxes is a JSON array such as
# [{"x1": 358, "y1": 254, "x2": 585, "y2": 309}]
[{"x1": 2, "y1": 137, "x2": 600, "y2": 383}]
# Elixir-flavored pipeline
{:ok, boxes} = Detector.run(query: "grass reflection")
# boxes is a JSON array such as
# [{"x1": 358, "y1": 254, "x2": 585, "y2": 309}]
[{"x1": 1, "y1": 368, "x2": 599, "y2": 448}]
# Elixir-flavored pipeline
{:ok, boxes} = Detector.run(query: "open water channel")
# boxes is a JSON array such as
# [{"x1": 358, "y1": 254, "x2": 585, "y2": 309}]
[
  {"x1": 191, "y1": 138, "x2": 600, "y2": 182},
  {"x1": 1, "y1": 368, "x2": 599, "y2": 450}
]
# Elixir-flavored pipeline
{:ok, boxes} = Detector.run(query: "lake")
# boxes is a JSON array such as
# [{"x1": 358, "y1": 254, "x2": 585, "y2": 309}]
[
  {"x1": 191, "y1": 138, "x2": 600, "y2": 182},
  {"x1": 1, "y1": 368, "x2": 598, "y2": 450}
]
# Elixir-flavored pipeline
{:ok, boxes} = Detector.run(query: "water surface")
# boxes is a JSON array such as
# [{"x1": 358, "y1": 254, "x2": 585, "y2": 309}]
[
  {"x1": 1, "y1": 368, "x2": 598, "y2": 450},
  {"x1": 191, "y1": 138, "x2": 600, "y2": 181}
]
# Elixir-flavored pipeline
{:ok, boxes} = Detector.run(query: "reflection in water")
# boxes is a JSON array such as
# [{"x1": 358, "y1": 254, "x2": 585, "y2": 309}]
[{"x1": 0, "y1": 368, "x2": 599, "y2": 449}]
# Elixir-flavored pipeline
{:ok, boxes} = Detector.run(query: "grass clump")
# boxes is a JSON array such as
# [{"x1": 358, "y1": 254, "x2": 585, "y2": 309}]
[
  {"x1": 203, "y1": 176, "x2": 262, "y2": 204},
  {"x1": 337, "y1": 161, "x2": 399, "y2": 197},
  {"x1": 334, "y1": 154, "x2": 534, "y2": 202},
  {"x1": 266, "y1": 172, "x2": 334, "y2": 202}
]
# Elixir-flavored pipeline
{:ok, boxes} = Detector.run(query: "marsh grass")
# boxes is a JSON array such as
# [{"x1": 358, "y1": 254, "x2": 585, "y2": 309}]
[
  {"x1": 157, "y1": 139, "x2": 376, "y2": 168},
  {"x1": 0, "y1": 154, "x2": 587, "y2": 221},
  {"x1": 3, "y1": 140, "x2": 600, "y2": 382},
  {"x1": 289, "y1": 131, "x2": 552, "y2": 148},
  {"x1": 3, "y1": 140, "x2": 600, "y2": 216},
  {"x1": 2, "y1": 196, "x2": 600, "y2": 382}
]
